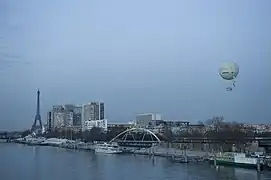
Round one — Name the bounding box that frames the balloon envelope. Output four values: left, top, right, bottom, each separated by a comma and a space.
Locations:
219, 62, 239, 80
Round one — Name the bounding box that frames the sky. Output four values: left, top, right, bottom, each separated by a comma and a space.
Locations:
1, 0, 271, 131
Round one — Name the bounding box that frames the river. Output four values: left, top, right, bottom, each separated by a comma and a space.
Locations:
1, 143, 271, 180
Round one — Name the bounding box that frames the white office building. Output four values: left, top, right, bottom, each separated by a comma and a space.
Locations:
84, 119, 108, 131
82, 101, 106, 131
135, 113, 162, 128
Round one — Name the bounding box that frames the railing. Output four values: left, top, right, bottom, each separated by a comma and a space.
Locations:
117, 141, 158, 148
116, 140, 160, 143
172, 137, 271, 141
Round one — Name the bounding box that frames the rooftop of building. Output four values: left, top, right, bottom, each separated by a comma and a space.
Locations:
136, 113, 160, 116
108, 121, 134, 125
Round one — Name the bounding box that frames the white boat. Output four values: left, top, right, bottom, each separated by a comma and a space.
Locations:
95, 143, 122, 154
209, 152, 263, 169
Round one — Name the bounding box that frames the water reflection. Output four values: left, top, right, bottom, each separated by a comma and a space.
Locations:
32, 147, 41, 180
89, 152, 105, 180
160, 158, 268, 180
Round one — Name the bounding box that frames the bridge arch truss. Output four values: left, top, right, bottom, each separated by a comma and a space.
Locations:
109, 127, 162, 144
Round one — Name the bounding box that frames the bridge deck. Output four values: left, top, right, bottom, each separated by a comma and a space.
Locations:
117, 141, 160, 148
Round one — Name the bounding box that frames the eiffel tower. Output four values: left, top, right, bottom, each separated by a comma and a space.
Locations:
31, 89, 43, 133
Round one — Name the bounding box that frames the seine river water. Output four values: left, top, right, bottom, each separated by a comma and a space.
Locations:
1, 143, 271, 180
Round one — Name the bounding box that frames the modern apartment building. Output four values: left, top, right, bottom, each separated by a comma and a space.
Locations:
64, 104, 75, 127
52, 105, 65, 129
99, 102, 105, 120
46, 111, 52, 131
73, 106, 82, 127
82, 101, 106, 131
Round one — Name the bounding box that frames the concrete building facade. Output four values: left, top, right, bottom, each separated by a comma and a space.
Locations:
46, 111, 52, 131
51, 105, 65, 129
64, 104, 75, 127
73, 106, 82, 127
135, 113, 162, 128
82, 101, 106, 131
66, 111, 73, 127
85, 119, 108, 131
99, 102, 105, 120
54, 111, 65, 129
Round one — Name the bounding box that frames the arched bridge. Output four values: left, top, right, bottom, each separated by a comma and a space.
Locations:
110, 128, 164, 148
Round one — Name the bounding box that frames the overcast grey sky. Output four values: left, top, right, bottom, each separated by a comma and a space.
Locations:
1, 0, 271, 130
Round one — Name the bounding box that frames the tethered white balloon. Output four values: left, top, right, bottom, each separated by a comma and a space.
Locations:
218, 62, 239, 91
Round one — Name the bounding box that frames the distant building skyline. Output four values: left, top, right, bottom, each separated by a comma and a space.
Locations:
46, 101, 106, 131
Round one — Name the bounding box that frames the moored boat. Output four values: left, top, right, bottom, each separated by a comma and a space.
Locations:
209, 152, 263, 169
95, 143, 122, 154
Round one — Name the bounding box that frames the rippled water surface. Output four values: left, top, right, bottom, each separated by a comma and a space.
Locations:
1, 143, 271, 180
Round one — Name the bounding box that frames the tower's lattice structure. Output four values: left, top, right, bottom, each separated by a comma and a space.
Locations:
31, 89, 43, 133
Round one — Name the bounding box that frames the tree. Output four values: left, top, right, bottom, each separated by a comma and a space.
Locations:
197, 121, 204, 126
105, 126, 129, 141
163, 124, 173, 142
83, 127, 104, 142
21, 130, 31, 137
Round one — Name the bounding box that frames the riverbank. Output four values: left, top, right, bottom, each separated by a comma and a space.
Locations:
0, 139, 7, 143
11, 137, 208, 159
4, 137, 271, 171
